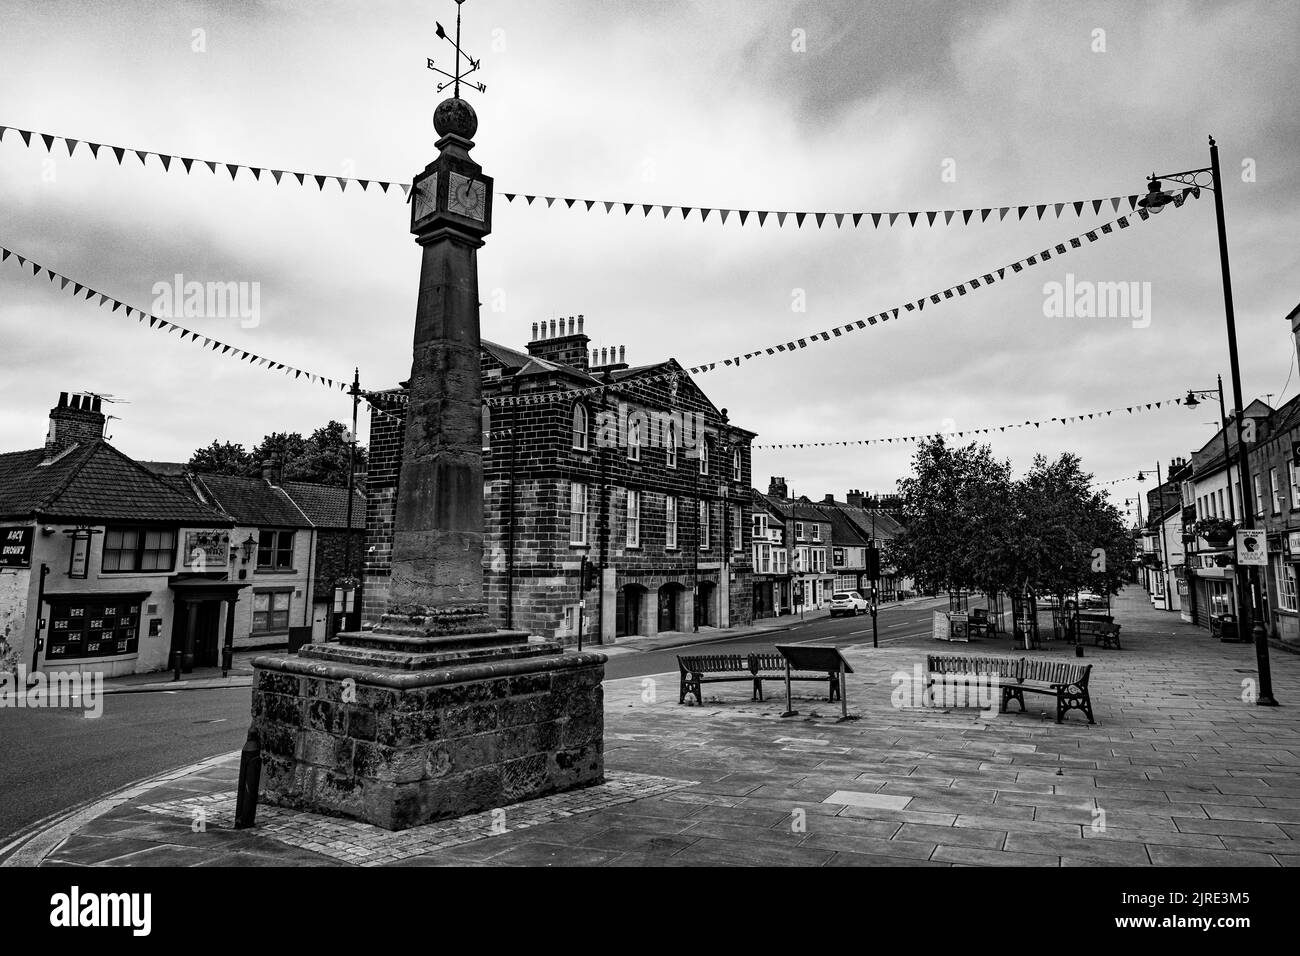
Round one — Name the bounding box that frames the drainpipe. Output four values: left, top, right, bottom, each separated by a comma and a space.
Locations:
597, 393, 610, 644
29, 563, 50, 679
506, 376, 521, 629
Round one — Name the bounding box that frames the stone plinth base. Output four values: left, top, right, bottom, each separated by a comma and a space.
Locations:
250, 626, 605, 831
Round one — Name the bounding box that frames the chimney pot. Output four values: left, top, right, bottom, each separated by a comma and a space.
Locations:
550, 319, 557, 339
531, 321, 538, 340
577, 314, 584, 333
58, 392, 68, 408
568, 316, 575, 335
619, 345, 625, 364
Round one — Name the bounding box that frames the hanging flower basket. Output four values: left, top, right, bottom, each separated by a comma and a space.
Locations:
1193, 518, 1235, 547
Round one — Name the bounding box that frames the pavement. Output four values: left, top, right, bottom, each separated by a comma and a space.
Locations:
7, 584, 1300, 867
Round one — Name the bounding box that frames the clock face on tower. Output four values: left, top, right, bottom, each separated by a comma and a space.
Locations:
447, 172, 487, 222
412, 177, 437, 227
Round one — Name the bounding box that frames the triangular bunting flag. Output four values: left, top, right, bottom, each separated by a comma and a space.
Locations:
158, 154, 171, 171
112, 146, 125, 164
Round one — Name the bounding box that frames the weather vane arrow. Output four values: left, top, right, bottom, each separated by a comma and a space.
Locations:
426, 0, 487, 97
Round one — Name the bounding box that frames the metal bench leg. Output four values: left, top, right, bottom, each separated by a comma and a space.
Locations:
1083, 693, 1095, 724
753, 678, 764, 702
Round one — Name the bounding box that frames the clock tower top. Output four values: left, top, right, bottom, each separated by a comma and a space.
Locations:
434, 96, 478, 140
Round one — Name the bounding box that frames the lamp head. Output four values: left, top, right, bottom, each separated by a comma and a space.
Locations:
1138, 179, 1173, 211
1184, 390, 1200, 408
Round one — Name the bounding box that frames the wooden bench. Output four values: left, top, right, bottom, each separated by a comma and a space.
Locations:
677, 652, 841, 705
677, 654, 753, 704
748, 652, 841, 704
1075, 614, 1121, 649
926, 654, 1095, 724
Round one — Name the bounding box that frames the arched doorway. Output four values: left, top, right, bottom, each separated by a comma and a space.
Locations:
695, 581, 715, 628
619, 584, 647, 638
659, 584, 685, 632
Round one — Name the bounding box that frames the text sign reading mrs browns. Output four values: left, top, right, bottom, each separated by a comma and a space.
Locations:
0, 526, 33, 568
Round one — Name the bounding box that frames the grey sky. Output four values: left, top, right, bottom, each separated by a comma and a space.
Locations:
1, 0, 1297, 517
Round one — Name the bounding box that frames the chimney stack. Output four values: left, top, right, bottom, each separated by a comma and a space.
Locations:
525, 312, 593, 371
768, 476, 788, 499
846, 489, 864, 508
261, 459, 283, 486
43, 391, 106, 460
823, 494, 835, 504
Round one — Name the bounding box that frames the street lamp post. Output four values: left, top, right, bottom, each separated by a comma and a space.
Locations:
1143, 136, 1277, 705
1184, 377, 1236, 521
1138, 464, 1171, 612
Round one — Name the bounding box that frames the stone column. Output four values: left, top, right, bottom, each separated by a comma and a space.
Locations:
250, 96, 606, 831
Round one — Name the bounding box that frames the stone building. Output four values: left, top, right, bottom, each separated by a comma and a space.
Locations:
363, 316, 756, 644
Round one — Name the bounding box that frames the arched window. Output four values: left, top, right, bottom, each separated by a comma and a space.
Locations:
666, 422, 677, 469
481, 407, 491, 452
628, 418, 642, 461
732, 448, 742, 482
700, 438, 710, 476
572, 404, 588, 451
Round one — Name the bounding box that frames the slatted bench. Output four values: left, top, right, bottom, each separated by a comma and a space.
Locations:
748, 652, 841, 704
926, 654, 1095, 724
677, 654, 753, 704
1075, 614, 1121, 649
677, 652, 842, 705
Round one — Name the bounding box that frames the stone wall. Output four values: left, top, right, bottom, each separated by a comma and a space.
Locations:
252, 652, 605, 830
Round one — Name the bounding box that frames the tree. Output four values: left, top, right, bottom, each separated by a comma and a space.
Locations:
187, 440, 254, 476
888, 437, 1013, 605
189, 422, 366, 487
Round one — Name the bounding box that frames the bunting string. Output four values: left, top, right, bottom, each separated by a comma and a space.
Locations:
2, 124, 1161, 229
480, 195, 1195, 407
0, 244, 348, 393
751, 396, 1189, 450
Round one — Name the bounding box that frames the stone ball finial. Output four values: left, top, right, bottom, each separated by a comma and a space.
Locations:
434, 97, 478, 139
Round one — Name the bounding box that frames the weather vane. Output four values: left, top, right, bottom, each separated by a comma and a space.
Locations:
427, 0, 486, 98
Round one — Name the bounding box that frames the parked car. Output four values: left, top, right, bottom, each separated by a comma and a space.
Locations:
829, 591, 869, 617
1077, 591, 1107, 609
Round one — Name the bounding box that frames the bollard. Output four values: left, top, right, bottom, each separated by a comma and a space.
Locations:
171, 650, 182, 682
221, 645, 233, 678
233, 727, 262, 830
1075, 641, 1085, 658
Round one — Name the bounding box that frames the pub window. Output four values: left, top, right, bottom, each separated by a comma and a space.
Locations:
733, 448, 742, 482
666, 422, 677, 469
252, 590, 292, 633
45, 598, 141, 660
699, 439, 709, 476
732, 504, 743, 552
665, 496, 678, 549
257, 529, 295, 570
102, 526, 176, 573
699, 500, 711, 551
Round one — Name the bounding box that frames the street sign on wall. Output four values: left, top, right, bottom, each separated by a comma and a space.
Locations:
0, 526, 33, 568
1236, 529, 1267, 566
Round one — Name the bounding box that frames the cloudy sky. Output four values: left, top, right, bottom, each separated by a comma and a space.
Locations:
2, 0, 1297, 520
